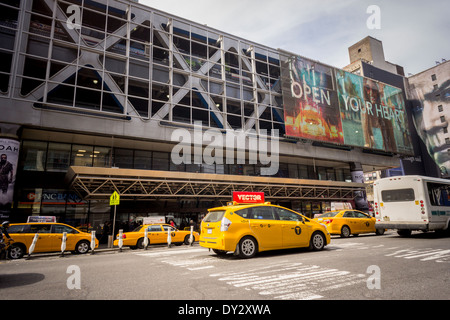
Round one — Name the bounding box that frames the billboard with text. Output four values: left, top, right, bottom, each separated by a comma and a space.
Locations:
280, 52, 413, 155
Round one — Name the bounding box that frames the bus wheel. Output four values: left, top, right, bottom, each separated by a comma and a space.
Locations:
397, 229, 411, 237
340, 226, 351, 238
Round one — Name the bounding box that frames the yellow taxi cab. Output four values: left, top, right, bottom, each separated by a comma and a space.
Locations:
313, 210, 385, 238
113, 223, 199, 248
6, 222, 98, 259
199, 199, 330, 258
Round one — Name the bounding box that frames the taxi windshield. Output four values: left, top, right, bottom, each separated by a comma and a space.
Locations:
204, 210, 225, 222
319, 211, 340, 218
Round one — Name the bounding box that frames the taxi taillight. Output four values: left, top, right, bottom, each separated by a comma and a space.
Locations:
324, 219, 333, 224
220, 217, 232, 231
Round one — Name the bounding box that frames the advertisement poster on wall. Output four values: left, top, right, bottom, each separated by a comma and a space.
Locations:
0, 138, 20, 217
280, 51, 414, 155
281, 55, 344, 144
407, 62, 450, 178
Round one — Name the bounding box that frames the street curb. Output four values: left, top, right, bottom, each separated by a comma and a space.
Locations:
21, 246, 131, 259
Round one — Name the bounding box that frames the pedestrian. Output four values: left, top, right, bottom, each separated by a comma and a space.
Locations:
189, 219, 197, 232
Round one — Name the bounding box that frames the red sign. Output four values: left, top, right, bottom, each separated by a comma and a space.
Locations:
233, 192, 265, 204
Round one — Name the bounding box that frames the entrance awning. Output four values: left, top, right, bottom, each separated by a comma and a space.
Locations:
65, 166, 366, 202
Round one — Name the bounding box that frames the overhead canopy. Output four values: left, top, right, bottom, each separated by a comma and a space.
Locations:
65, 166, 366, 202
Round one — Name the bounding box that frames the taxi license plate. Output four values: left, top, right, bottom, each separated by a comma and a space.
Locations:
207, 228, 212, 234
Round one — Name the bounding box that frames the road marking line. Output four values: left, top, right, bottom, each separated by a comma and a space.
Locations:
187, 266, 214, 271
135, 248, 205, 257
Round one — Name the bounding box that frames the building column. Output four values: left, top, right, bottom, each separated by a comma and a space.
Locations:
350, 162, 369, 211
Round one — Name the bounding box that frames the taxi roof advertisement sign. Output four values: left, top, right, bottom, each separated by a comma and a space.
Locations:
279, 51, 414, 155
233, 192, 265, 204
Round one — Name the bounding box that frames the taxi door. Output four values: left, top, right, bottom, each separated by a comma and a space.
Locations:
163, 225, 179, 242
28, 224, 53, 252
274, 207, 311, 247
342, 211, 360, 233
354, 211, 375, 234
147, 224, 165, 243
248, 206, 282, 250
51, 224, 78, 251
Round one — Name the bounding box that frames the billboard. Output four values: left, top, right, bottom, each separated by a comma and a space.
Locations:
0, 138, 20, 216
407, 62, 450, 178
280, 53, 413, 155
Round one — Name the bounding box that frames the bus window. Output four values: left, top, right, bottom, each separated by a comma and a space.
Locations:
381, 188, 415, 202
427, 183, 450, 206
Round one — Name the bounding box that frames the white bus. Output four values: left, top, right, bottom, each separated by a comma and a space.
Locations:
373, 175, 450, 236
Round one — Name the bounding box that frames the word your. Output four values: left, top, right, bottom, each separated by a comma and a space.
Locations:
341, 95, 405, 122
366, 5, 381, 30
66, 265, 81, 290
171, 122, 279, 176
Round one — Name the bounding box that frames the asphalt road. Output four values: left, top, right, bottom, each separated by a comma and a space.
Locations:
1, 231, 449, 303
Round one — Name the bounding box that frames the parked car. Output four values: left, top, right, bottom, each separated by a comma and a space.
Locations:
113, 223, 199, 248
6, 222, 98, 259
313, 210, 385, 237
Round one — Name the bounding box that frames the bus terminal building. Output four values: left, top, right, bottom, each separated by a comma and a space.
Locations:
0, 0, 420, 229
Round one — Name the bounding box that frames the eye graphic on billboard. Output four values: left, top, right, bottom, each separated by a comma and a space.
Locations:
407, 63, 450, 177
280, 51, 413, 155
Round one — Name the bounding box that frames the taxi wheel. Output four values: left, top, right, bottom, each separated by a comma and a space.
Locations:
309, 232, 325, 251
75, 240, 90, 254
238, 236, 257, 259
8, 243, 25, 259
183, 235, 192, 245
340, 226, 351, 238
137, 238, 149, 249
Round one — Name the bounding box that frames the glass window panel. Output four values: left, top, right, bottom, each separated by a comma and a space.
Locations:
93, 147, 112, 168
114, 148, 133, 169
46, 143, 71, 172
152, 152, 169, 171
288, 164, 299, 179
134, 150, 152, 169
173, 105, 191, 124
71, 145, 93, 167
298, 165, 309, 179
21, 141, 47, 171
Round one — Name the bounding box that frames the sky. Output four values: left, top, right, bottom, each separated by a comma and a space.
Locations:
139, 0, 450, 76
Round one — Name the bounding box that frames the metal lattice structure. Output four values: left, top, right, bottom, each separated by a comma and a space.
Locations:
66, 166, 366, 202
